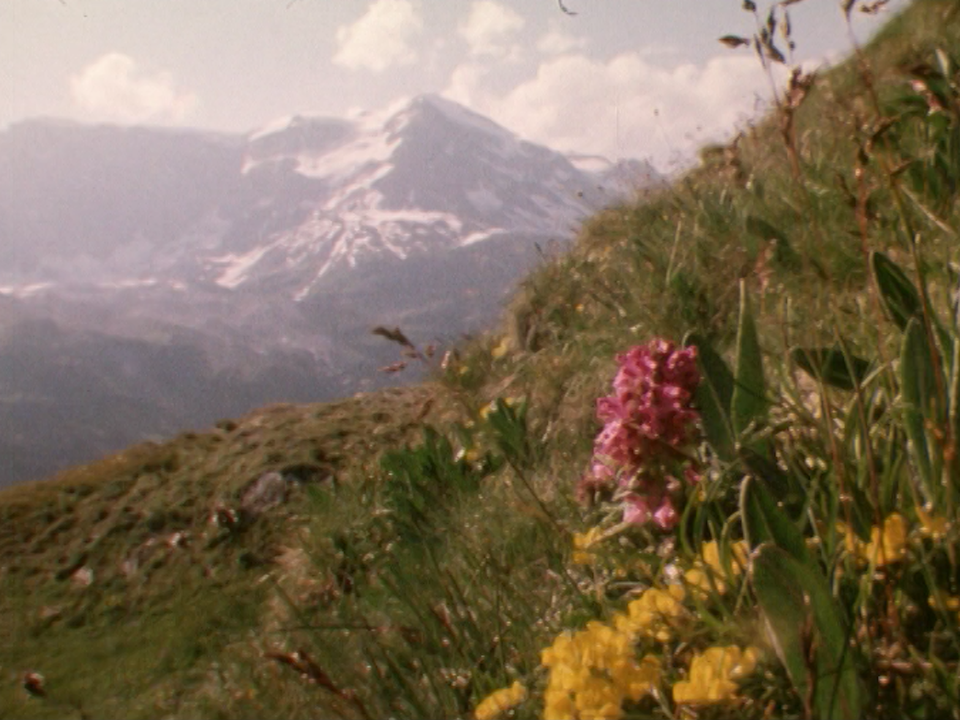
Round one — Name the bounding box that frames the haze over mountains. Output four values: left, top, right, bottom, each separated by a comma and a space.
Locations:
0, 93, 661, 487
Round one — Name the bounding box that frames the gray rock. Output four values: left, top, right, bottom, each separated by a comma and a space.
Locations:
240, 471, 290, 517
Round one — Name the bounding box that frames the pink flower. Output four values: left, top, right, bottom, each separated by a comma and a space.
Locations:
653, 498, 679, 530
623, 493, 653, 525
583, 339, 701, 530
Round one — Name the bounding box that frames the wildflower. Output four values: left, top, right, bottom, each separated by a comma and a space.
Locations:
572, 527, 604, 565
480, 396, 522, 420
491, 336, 510, 360
474, 680, 527, 720
541, 621, 661, 720
839, 513, 908, 567
455, 446, 482, 464
673, 645, 761, 705
613, 584, 687, 643
584, 339, 701, 530
684, 540, 750, 596
917, 505, 949, 541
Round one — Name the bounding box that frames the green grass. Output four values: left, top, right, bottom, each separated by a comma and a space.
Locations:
0, 385, 463, 718
6, 1, 960, 717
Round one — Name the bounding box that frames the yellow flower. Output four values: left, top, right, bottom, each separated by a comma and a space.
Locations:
479, 396, 522, 419
572, 528, 604, 565
541, 620, 661, 720
474, 680, 527, 720
684, 540, 749, 596
614, 584, 686, 642
839, 514, 908, 567
455, 446, 482, 464
917, 505, 949, 540
673, 645, 761, 705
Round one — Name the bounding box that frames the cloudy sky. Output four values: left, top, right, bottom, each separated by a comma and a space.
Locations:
3, 0, 906, 171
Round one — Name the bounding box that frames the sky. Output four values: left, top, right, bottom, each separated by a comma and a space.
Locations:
3, 0, 908, 172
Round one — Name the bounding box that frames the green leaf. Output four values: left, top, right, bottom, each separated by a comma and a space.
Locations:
740, 475, 809, 563
751, 545, 865, 720
840, 479, 875, 543
750, 545, 810, 694
872, 251, 922, 331
684, 332, 736, 461
901, 318, 940, 500
739, 447, 797, 505
483, 398, 537, 470
791, 346, 873, 391
732, 281, 767, 435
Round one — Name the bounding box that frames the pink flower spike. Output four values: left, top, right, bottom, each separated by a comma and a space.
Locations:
653, 498, 679, 530
582, 338, 702, 528
623, 494, 653, 525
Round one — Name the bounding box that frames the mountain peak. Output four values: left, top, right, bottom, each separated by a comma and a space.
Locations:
387, 94, 516, 143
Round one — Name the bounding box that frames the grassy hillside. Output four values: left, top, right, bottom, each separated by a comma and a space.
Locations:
5, 1, 960, 717
0, 386, 463, 718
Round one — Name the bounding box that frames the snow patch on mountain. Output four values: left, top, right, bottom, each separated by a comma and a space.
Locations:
0, 282, 55, 299
213, 244, 277, 289
2, 93, 663, 302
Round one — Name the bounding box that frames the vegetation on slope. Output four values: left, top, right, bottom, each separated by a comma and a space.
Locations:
4, 0, 960, 718
0, 386, 461, 718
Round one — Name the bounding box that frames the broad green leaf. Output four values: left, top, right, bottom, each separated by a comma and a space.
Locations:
901, 318, 941, 500
740, 475, 809, 563
751, 545, 865, 720
750, 544, 809, 694
790, 346, 873, 391
684, 331, 736, 461
732, 281, 767, 436
872, 251, 922, 331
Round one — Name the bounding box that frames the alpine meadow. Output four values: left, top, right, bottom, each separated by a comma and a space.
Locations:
4, 1, 960, 718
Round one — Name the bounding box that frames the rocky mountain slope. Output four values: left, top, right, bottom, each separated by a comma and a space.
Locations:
0, 95, 660, 486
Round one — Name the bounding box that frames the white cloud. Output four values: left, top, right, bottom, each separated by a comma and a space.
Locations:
333, 0, 423, 73
536, 24, 587, 56
458, 1, 525, 59
70, 53, 197, 124
445, 51, 788, 171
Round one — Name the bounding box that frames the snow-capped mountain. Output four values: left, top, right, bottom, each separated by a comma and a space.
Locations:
0, 94, 662, 486
1, 94, 657, 296
227, 95, 608, 298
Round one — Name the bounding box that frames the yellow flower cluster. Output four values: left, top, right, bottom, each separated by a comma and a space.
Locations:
613, 585, 687, 643
541, 620, 662, 720
571, 528, 604, 566
683, 540, 750, 596
917, 505, 950, 540
838, 513, 908, 567
673, 645, 761, 705
473, 680, 527, 720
